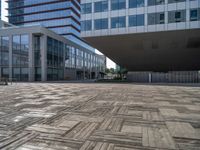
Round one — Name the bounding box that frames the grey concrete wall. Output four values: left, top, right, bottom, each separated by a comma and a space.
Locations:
127, 71, 200, 83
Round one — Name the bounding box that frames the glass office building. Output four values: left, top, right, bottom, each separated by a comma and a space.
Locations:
0, 24, 106, 81
8, 0, 80, 37
5, 0, 106, 81
7, 0, 95, 52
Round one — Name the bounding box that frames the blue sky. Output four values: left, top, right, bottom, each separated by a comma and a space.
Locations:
1, 0, 115, 68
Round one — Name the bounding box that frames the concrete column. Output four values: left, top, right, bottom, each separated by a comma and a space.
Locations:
75, 48, 77, 80
83, 52, 85, 80
28, 33, 34, 81
41, 35, 47, 81
95, 56, 98, 79
0, 66, 1, 78
9, 35, 12, 81
148, 72, 152, 83
63, 44, 65, 80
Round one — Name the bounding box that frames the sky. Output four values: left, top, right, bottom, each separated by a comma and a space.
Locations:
95, 50, 116, 69
1, 0, 116, 69
1, 0, 8, 21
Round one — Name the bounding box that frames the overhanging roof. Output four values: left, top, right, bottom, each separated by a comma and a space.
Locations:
83, 29, 200, 71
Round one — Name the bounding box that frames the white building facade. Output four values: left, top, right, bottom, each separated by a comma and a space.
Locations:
81, 0, 200, 37
80, 0, 200, 82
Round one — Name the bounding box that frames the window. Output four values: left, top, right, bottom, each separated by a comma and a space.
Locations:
1, 68, 9, 78
12, 35, 29, 67
148, 12, 164, 25
168, 0, 185, 4
21, 35, 29, 53
81, 20, 92, 31
168, 10, 186, 23
160, 13, 165, 23
94, 18, 108, 30
1, 52, 9, 66
129, 14, 144, 26
129, 0, 144, 8
81, 3, 92, 14
175, 12, 181, 22
111, 0, 126, 10
148, 0, 164, 6
1, 37, 9, 51
94, 1, 108, 12
12, 35, 20, 52
47, 37, 64, 80
190, 9, 198, 21
111, 16, 126, 28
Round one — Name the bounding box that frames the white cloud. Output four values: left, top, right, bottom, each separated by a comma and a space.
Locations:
1, 0, 8, 22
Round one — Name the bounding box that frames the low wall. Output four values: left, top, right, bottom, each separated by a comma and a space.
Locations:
127, 71, 200, 83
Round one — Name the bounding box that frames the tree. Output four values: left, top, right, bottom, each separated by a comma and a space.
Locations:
105, 68, 115, 74
117, 67, 127, 80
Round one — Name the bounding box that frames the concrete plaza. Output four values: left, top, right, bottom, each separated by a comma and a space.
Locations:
0, 83, 200, 150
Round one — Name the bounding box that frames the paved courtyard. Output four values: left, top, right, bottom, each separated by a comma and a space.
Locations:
0, 83, 200, 150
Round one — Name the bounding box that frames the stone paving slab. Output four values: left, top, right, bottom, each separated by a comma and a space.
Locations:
0, 83, 200, 150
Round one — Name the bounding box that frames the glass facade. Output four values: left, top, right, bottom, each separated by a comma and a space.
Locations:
81, 0, 200, 31
111, 16, 126, 28
129, 14, 144, 26
94, 18, 108, 30
0, 36, 9, 78
7, 0, 102, 79
47, 37, 64, 81
81, 3, 92, 14
168, 0, 186, 4
33, 35, 41, 81
148, 12, 165, 25
129, 0, 144, 8
8, 0, 81, 38
81, 20, 92, 31
190, 8, 200, 21
111, 0, 126, 10
94, 1, 108, 12
0, 26, 105, 81
65, 45, 106, 78
12, 35, 29, 81
148, 0, 165, 6
168, 10, 186, 23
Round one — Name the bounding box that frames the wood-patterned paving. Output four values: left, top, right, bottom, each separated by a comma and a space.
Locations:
0, 83, 200, 150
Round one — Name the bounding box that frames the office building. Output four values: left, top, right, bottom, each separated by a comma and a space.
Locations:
5, 0, 106, 81
0, 22, 106, 81
7, 0, 96, 52
81, 0, 200, 82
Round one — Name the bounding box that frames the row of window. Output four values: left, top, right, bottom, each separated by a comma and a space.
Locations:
47, 37, 65, 68
0, 67, 29, 81
12, 35, 29, 68
81, 9, 200, 31
65, 45, 105, 70
9, 2, 80, 17
81, 0, 196, 14
9, 9, 80, 24
0, 34, 105, 81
